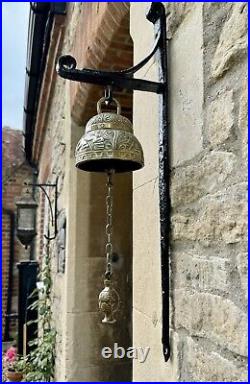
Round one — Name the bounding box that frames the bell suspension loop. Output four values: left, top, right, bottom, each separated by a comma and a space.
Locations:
104, 86, 113, 106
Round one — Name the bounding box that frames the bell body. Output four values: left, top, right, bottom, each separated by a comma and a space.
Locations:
98, 279, 119, 324
75, 98, 144, 173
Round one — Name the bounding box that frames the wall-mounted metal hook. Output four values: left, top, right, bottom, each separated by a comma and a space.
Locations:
56, 16, 165, 94
25, 179, 58, 241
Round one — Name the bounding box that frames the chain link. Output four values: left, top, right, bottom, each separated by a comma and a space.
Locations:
105, 170, 114, 279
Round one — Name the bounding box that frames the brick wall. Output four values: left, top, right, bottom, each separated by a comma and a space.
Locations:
2, 213, 11, 338
2, 127, 33, 340
65, 2, 133, 125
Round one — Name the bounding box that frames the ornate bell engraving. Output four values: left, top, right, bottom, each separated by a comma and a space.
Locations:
99, 279, 119, 324
75, 97, 144, 173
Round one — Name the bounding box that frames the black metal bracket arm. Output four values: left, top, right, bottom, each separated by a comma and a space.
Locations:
25, 180, 58, 241
56, 5, 166, 94
56, 2, 170, 363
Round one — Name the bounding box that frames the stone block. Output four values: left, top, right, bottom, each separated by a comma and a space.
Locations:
65, 257, 105, 313
206, 90, 234, 146
175, 290, 247, 356
65, 362, 132, 382
172, 252, 230, 293
133, 179, 161, 318
184, 337, 248, 382
130, 3, 156, 78
133, 308, 179, 382
237, 252, 248, 301
172, 183, 247, 245
169, 4, 203, 166
131, 13, 159, 187
212, 3, 247, 78
165, 2, 195, 38
239, 77, 248, 166
171, 150, 237, 207
133, 86, 159, 189
64, 312, 132, 370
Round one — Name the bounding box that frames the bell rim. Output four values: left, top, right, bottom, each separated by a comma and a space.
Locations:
75, 157, 144, 173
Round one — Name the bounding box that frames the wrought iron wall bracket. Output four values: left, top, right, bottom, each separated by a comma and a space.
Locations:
56, 2, 170, 363
25, 180, 58, 241
56, 5, 166, 94
57, 56, 165, 94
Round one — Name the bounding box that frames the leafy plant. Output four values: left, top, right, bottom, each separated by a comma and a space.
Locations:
2, 347, 28, 382
3, 346, 26, 373
24, 242, 57, 382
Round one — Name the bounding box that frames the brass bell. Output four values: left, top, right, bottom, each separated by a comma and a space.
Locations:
75, 97, 144, 172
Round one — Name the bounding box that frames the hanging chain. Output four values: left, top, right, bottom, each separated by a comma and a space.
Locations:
98, 169, 120, 324
105, 170, 114, 279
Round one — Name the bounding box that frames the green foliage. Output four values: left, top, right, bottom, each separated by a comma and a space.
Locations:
24, 243, 56, 382
2, 352, 28, 381
11, 355, 28, 373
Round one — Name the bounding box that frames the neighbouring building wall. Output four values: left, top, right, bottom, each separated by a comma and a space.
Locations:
2, 128, 33, 341
132, 2, 247, 382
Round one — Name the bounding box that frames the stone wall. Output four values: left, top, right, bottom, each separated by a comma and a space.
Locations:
132, 2, 247, 382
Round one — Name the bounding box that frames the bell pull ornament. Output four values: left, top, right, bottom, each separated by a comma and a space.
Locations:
75, 90, 144, 323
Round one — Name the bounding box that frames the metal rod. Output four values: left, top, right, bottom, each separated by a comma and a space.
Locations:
26, 183, 57, 187
114, 30, 161, 76
147, 2, 171, 362
39, 185, 54, 227
56, 24, 162, 91
24, 181, 58, 241
56, 63, 164, 94
43, 179, 58, 241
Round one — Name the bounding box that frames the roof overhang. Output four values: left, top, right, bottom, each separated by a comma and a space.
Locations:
23, 2, 66, 165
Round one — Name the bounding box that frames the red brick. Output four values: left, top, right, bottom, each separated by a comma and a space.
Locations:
2, 127, 34, 339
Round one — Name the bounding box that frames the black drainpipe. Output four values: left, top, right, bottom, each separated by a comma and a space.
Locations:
3, 209, 15, 341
